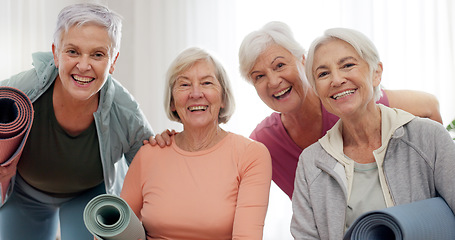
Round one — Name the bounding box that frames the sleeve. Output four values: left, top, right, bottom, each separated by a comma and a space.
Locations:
123, 108, 154, 165
232, 141, 272, 240
120, 146, 146, 219
376, 88, 389, 106
290, 155, 320, 240
431, 121, 455, 212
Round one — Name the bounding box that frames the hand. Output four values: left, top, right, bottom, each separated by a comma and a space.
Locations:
143, 129, 176, 147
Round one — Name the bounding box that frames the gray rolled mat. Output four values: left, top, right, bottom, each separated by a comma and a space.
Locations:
344, 197, 455, 240
84, 194, 146, 240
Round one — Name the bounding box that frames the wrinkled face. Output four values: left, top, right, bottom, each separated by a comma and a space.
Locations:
312, 39, 381, 117
52, 24, 118, 102
249, 44, 306, 114
171, 60, 224, 129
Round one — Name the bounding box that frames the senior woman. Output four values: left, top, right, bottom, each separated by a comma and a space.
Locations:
237, 21, 443, 200
290, 28, 455, 239
0, 3, 154, 240
120, 47, 272, 239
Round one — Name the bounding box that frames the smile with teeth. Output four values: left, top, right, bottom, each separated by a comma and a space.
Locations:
332, 89, 355, 100
273, 86, 292, 98
73, 75, 95, 85
188, 105, 208, 112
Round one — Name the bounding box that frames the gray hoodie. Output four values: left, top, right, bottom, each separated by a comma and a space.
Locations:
291, 105, 455, 240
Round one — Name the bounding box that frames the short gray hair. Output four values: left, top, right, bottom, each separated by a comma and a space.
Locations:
53, 3, 123, 59
305, 28, 383, 101
239, 21, 306, 83
164, 47, 235, 124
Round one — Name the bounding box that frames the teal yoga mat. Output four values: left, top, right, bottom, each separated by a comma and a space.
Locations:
344, 197, 455, 240
84, 194, 146, 240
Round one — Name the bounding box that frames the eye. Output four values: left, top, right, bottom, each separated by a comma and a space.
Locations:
273, 62, 285, 71
66, 49, 78, 55
254, 74, 264, 81
317, 71, 329, 79
92, 52, 106, 59
343, 63, 355, 69
202, 81, 212, 85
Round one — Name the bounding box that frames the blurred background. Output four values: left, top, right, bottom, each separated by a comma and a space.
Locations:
1, 0, 454, 239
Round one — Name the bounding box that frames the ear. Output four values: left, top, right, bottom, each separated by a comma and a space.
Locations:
170, 100, 176, 112
372, 62, 383, 87
109, 52, 120, 74
52, 44, 59, 68
301, 54, 306, 66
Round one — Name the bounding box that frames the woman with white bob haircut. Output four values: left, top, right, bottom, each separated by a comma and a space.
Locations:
121, 47, 272, 239
291, 27, 455, 239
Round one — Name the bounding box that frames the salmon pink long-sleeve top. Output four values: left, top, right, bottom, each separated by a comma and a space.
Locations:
120, 132, 272, 240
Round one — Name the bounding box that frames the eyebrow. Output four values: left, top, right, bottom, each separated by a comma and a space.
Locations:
314, 56, 358, 72
338, 56, 357, 65
250, 56, 285, 77
176, 75, 215, 81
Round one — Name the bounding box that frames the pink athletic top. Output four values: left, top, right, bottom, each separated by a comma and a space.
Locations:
250, 90, 389, 199
121, 132, 272, 240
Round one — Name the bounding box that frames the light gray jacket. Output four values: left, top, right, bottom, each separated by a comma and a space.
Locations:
0, 52, 154, 205
291, 106, 455, 240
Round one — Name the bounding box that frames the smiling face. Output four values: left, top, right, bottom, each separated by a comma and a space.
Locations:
171, 60, 224, 130
312, 39, 382, 118
249, 44, 306, 114
52, 24, 118, 103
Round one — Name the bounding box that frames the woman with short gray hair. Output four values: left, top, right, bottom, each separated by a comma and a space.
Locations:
0, 3, 154, 239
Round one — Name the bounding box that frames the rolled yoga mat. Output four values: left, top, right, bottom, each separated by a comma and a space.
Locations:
344, 197, 455, 240
0, 86, 34, 203
84, 194, 146, 240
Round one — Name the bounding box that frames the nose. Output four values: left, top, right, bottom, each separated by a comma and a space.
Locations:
330, 71, 346, 87
267, 72, 282, 88
189, 84, 204, 98
76, 56, 92, 71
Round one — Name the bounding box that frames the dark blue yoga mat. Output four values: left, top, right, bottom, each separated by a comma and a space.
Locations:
344, 197, 455, 240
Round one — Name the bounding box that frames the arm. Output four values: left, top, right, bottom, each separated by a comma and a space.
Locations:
291, 160, 320, 240
431, 121, 455, 212
385, 89, 443, 124
120, 147, 146, 219
233, 142, 272, 239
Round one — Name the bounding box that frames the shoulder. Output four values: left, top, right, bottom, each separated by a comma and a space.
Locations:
384, 89, 442, 123
393, 117, 451, 150
229, 132, 269, 152
2, 52, 56, 97
250, 112, 281, 137
405, 117, 446, 133
299, 141, 326, 163
102, 77, 151, 128
225, 133, 271, 166
109, 77, 140, 108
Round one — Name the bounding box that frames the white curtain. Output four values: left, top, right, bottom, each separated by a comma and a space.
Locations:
1, 0, 454, 239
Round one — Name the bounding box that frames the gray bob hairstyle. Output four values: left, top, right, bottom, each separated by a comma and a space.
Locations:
53, 3, 123, 59
239, 21, 306, 83
164, 47, 235, 124
305, 28, 383, 101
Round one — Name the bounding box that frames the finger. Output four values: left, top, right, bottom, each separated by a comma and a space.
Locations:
154, 134, 167, 148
